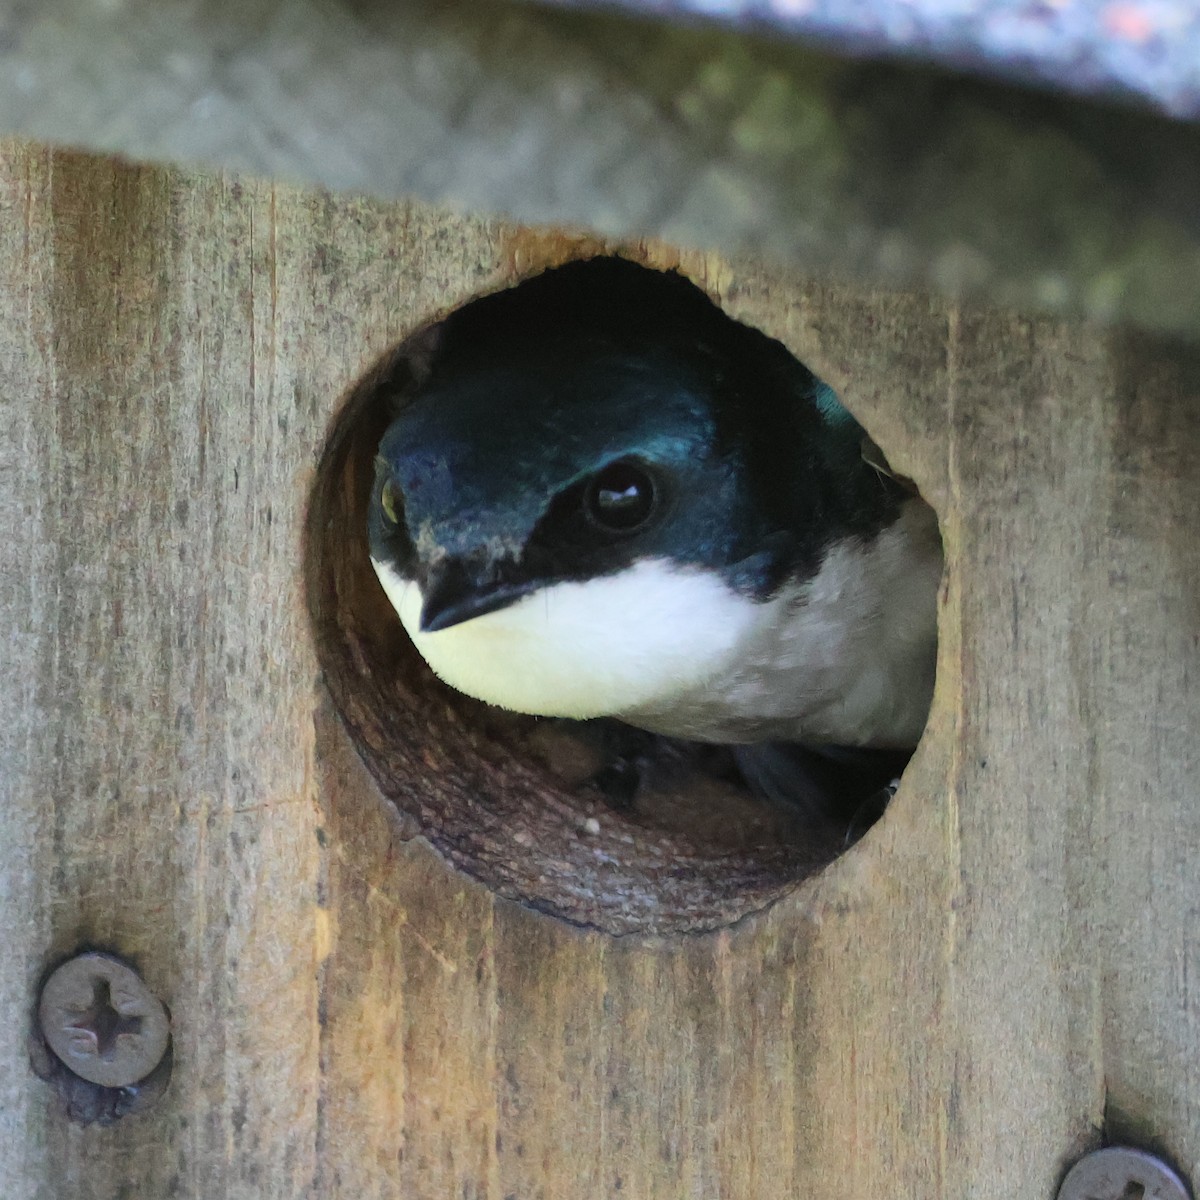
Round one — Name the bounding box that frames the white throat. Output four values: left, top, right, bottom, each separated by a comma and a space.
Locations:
371, 498, 942, 748
370, 555, 762, 722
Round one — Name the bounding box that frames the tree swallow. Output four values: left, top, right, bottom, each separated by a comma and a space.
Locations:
368, 258, 942, 819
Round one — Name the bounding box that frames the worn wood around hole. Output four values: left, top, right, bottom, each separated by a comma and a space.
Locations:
306, 289, 849, 936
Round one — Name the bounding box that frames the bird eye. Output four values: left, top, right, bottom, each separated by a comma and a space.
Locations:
380, 479, 403, 526
584, 460, 657, 533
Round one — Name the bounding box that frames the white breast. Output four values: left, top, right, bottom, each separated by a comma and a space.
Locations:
624, 499, 943, 747
372, 498, 942, 748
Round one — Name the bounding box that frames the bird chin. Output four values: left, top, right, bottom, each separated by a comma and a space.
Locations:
369, 555, 758, 722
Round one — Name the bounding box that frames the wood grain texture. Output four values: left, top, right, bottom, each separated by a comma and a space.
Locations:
1, 139, 1197, 1199
4, 1, 1200, 334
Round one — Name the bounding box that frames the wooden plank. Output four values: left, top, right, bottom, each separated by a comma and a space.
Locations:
3, 3, 1200, 334
1, 140, 1197, 1199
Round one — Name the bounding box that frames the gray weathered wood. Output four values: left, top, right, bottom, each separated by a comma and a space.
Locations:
1, 141, 1197, 1199
1, 2, 1199, 334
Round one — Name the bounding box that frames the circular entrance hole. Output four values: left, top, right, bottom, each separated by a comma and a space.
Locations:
306, 256, 934, 935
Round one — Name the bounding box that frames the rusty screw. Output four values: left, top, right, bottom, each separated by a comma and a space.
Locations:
37, 952, 170, 1089
1058, 1147, 1192, 1200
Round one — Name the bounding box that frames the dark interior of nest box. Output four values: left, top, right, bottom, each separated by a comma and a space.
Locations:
305, 257, 924, 936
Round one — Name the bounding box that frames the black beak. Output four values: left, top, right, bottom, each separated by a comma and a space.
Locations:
418, 560, 537, 632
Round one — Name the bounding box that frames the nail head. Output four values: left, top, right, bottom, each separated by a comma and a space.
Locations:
1058, 1147, 1191, 1200
38, 952, 170, 1089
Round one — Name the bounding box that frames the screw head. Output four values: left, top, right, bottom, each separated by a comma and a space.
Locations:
38, 953, 170, 1088
1058, 1147, 1192, 1200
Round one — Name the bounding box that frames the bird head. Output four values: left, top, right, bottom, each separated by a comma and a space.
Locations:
368, 258, 903, 721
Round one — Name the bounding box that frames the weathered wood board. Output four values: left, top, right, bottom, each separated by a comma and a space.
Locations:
4, 0, 1200, 336
1, 140, 1197, 1199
